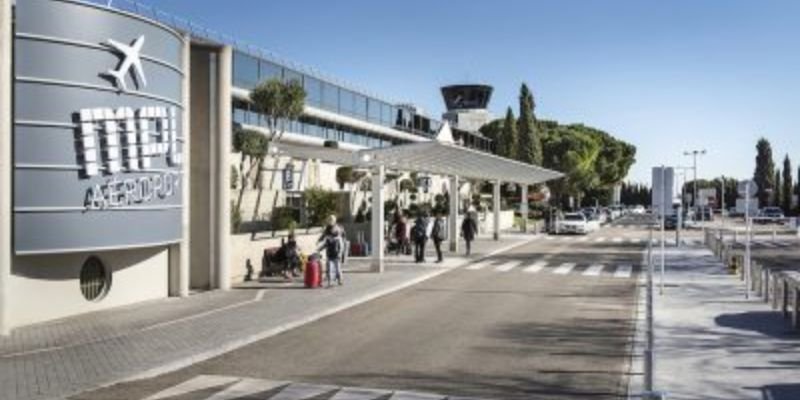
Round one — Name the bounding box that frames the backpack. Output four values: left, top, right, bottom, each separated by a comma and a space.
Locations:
432, 219, 445, 241
325, 235, 342, 258
413, 220, 427, 241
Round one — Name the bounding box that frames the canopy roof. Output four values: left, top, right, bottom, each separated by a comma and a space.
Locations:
271, 123, 563, 185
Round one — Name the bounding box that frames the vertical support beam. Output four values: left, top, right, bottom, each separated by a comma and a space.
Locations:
215, 45, 232, 290
0, 0, 12, 336
170, 34, 191, 297
520, 184, 529, 233
449, 176, 459, 252
371, 165, 385, 273
493, 180, 501, 241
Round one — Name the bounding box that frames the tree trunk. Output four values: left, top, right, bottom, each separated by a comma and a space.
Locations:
235, 153, 247, 216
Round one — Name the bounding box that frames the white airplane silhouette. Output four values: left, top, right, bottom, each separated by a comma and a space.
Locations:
105, 35, 147, 92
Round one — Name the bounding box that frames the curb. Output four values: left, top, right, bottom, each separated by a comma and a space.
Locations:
59, 235, 539, 400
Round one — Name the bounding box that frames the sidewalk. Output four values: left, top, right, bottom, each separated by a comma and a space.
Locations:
0, 234, 534, 400
628, 244, 800, 400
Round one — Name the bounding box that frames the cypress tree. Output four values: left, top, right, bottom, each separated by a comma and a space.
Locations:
517, 83, 542, 165
499, 107, 517, 159
782, 155, 793, 214
774, 169, 782, 207
753, 138, 775, 208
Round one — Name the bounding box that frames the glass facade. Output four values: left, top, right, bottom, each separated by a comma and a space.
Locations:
231, 50, 493, 153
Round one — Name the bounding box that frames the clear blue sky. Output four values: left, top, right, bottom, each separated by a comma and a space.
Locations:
147, 0, 800, 184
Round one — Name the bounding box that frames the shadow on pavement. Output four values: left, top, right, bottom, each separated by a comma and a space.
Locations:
759, 383, 800, 400
715, 311, 800, 339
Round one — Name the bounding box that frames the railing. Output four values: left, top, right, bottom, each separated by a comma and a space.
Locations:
703, 226, 800, 331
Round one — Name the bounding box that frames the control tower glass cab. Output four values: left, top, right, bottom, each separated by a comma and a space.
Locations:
441, 84, 494, 133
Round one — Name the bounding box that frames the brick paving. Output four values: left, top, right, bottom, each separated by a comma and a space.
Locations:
0, 234, 533, 400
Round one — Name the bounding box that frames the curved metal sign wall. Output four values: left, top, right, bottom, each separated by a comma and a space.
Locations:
13, 0, 185, 254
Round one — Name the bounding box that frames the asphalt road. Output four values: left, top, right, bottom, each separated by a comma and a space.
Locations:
75, 219, 649, 400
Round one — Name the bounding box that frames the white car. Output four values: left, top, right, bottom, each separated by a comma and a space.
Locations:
631, 205, 646, 215
555, 213, 598, 235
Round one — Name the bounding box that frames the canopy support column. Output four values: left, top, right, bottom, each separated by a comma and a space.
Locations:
371, 165, 385, 273
449, 176, 459, 252
215, 45, 232, 290
0, 0, 12, 335
520, 185, 529, 233
493, 180, 501, 241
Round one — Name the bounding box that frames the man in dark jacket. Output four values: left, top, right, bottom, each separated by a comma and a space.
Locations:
431, 212, 446, 263
461, 211, 478, 256
412, 212, 430, 263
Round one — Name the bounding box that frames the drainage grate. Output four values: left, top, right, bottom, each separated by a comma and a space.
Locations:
80, 256, 111, 301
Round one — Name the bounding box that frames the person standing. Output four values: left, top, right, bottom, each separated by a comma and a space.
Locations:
461, 211, 478, 256
394, 214, 408, 256
317, 215, 345, 287
412, 212, 430, 263
431, 212, 446, 263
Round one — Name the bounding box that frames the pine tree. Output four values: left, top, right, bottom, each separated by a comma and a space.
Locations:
782, 155, 793, 214
517, 83, 542, 165
498, 107, 517, 159
753, 138, 775, 208
774, 169, 782, 207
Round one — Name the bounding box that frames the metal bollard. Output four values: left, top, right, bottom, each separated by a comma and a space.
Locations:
772, 273, 780, 310
641, 391, 668, 400
782, 279, 790, 318
793, 288, 800, 330
763, 269, 770, 303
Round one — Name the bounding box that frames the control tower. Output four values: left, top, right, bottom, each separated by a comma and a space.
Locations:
441, 84, 494, 132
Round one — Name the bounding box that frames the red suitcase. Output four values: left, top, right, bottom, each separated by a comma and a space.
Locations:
305, 255, 321, 288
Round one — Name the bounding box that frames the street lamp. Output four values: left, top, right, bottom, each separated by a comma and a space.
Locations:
683, 149, 707, 214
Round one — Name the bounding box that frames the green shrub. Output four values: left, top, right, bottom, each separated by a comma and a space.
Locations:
304, 186, 338, 227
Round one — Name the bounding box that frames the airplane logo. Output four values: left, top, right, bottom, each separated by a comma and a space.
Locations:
104, 35, 147, 92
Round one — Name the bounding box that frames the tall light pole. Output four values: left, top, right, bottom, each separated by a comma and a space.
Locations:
683, 149, 707, 213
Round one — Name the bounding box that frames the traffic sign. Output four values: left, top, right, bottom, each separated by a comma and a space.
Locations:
737, 180, 758, 197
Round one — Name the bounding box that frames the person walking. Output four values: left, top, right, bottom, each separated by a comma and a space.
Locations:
412, 212, 430, 263
431, 212, 446, 263
317, 215, 345, 287
461, 211, 478, 256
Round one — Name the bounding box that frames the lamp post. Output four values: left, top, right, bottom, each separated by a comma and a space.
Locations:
683, 149, 706, 218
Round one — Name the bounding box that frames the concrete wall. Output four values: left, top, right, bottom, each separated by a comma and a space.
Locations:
9, 248, 168, 327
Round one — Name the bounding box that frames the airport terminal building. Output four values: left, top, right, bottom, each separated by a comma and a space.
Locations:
0, 0, 560, 333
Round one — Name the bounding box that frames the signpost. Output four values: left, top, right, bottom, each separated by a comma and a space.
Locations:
738, 180, 758, 299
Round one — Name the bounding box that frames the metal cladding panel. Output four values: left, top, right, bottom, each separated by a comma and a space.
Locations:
13, 0, 185, 254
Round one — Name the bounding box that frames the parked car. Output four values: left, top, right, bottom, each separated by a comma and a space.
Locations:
555, 213, 598, 235
663, 213, 695, 230
755, 207, 784, 224
631, 205, 646, 215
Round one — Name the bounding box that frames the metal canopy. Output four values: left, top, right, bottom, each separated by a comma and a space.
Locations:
271, 140, 563, 185
361, 141, 563, 185
270, 142, 362, 166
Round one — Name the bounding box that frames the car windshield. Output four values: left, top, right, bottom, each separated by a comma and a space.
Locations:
564, 214, 585, 221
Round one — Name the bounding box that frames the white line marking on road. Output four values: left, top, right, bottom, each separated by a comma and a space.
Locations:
553, 262, 576, 275
614, 264, 633, 278
466, 261, 492, 270
495, 261, 523, 272
523, 261, 547, 273
756, 241, 777, 248
583, 264, 605, 276
612, 237, 623, 243
545, 236, 556, 241
595, 237, 607, 243
577, 236, 589, 242
254, 289, 266, 301
628, 238, 642, 244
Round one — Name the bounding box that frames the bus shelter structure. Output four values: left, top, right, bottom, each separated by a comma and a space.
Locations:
271, 125, 563, 272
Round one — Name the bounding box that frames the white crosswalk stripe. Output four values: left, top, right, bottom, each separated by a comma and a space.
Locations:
465, 261, 492, 270
582, 264, 605, 276
614, 264, 633, 278
628, 238, 642, 244
577, 236, 589, 242
522, 261, 547, 273
494, 261, 523, 272
594, 237, 607, 243
612, 237, 623, 243
553, 262, 576, 275
143, 375, 473, 400
545, 236, 556, 241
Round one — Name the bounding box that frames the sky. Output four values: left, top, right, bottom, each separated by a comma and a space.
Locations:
145, 0, 800, 184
